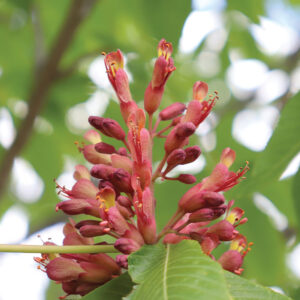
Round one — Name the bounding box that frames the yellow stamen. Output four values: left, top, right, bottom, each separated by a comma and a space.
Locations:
226, 212, 237, 224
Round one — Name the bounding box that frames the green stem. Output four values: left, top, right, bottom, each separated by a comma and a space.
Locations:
123, 139, 131, 153
0, 244, 118, 254
154, 123, 172, 137
148, 113, 153, 134
156, 209, 185, 241
152, 154, 167, 182
174, 220, 190, 232
152, 117, 160, 135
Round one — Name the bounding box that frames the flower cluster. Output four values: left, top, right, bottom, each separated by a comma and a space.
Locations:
35, 39, 251, 298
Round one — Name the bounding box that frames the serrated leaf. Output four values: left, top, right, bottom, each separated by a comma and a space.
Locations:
82, 272, 133, 300
126, 240, 289, 300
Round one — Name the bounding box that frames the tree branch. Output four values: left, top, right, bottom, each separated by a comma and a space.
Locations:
0, 0, 98, 201
32, 3, 46, 74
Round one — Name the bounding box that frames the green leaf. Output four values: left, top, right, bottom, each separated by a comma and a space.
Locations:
293, 167, 300, 226
225, 272, 290, 300
9, 0, 33, 11
252, 94, 300, 185
127, 240, 289, 300
232, 93, 300, 197
82, 272, 133, 300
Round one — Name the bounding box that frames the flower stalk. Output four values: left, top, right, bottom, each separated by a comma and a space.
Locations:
0, 244, 118, 253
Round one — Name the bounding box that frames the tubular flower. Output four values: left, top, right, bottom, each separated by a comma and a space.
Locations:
104, 50, 138, 122
35, 39, 251, 298
144, 39, 176, 115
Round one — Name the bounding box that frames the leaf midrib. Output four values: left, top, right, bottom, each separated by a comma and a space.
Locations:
163, 244, 170, 300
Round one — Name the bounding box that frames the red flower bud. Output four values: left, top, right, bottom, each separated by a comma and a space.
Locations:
46, 257, 84, 281
107, 206, 130, 236
62, 281, 98, 297
88, 116, 105, 132
177, 174, 197, 184
75, 219, 100, 229
73, 165, 90, 181
218, 250, 243, 273
101, 118, 126, 140
179, 190, 224, 213
208, 220, 236, 241
79, 261, 113, 284
171, 116, 182, 126
117, 195, 132, 207
79, 225, 107, 237
90, 165, 116, 181
84, 130, 101, 144
69, 179, 99, 199
176, 122, 196, 138
200, 233, 220, 255
189, 208, 215, 223
116, 202, 135, 219
166, 149, 186, 166
89, 117, 125, 141
110, 168, 133, 193
117, 147, 128, 156
83, 144, 111, 165
95, 142, 117, 154
202, 191, 225, 207
89, 253, 121, 275
111, 154, 133, 174
182, 146, 201, 164
189, 205, 226, 223
114, 238, 141, 254
116, 255, 128, 269
164, 122, 196, 154
159, 102, 186, 121
98, 180, 115, 190
56, 199, 100, 218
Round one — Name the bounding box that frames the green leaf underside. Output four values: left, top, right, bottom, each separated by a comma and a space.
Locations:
125, 241, 290, 300
81, 272, 133, 300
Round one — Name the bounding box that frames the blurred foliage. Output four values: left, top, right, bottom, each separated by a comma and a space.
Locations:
0, 0, 300, 299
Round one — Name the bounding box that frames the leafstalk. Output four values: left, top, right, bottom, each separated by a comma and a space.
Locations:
152, 154, 167, 182
156, 209, 185, 241
0, 244, 118, 254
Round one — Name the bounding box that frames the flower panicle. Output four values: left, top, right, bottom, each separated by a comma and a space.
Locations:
36, 39, 251, 298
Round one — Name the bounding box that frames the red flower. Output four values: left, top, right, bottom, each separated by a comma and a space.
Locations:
37, 39, 251, 298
